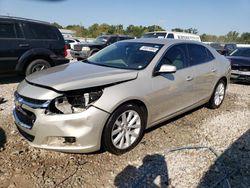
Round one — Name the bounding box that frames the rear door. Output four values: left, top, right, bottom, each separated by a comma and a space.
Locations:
0, 21, 25, 73
149, 44, 196, 124
22, 22, 63, 56
186, 44, 217, 103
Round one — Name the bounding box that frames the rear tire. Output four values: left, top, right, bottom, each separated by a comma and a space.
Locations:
207, 80, 226, 109
102, 103, 146, 155
25, 59, 51, 75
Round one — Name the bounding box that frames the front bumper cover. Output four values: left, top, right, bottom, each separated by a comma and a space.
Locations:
13, 100, 110, 153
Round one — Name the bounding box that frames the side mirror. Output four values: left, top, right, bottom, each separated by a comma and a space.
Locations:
155, 64, 176, 76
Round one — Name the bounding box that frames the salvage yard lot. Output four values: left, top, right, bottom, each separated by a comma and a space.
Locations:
0, 76, 249, 188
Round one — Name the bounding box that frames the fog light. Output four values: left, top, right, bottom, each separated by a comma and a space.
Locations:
46, 136, 76, 146
64, 137, 76, 144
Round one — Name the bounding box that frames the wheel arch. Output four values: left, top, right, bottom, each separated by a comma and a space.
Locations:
16, 49, 55, 73
100, 99, 148, 154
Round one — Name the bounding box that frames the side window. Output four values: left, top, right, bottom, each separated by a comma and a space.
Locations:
242, 49, 250, 57
0, 23, 16, 38
108, 37, 118, 44
187, 44, 213, 66
167, 34, 174, 39
25, 23, 58, 40
206, 48, 215, 61
158, 44, 187, 70
15, 23, 24, 38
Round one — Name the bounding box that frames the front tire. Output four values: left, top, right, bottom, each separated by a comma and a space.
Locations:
25, 59, 51, 75
207, 80, 226, 109
102, 104, 146, 155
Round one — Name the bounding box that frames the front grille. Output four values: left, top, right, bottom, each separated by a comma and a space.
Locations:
16, 126, 35, 142
14, 108, 36, 129
15, 92, 49, 107
231, 65, 250, 71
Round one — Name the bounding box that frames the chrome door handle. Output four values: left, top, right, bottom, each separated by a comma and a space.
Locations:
186, 76, 193, 81
19, 44, 30, 47
211, 68, 217, 72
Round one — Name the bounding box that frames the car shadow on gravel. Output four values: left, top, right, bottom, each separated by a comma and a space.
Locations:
198, 129, 250, 188
0, 75, 24, 84
0, 127, 6, 150
114, 154, 169, 187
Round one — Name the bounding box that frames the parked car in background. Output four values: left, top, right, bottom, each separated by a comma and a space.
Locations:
203, 42, 227, 55
224, 43, 237, 54
203, 42, 237, 56
142, 31, 201, 42
0, 16, 69, 75
64, 38, 80, 49
13, 39, 230, 155
226, 47, 250, 82
70, 35, 135, 60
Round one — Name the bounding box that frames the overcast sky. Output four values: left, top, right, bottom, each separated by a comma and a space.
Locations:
0, 0, 249, 35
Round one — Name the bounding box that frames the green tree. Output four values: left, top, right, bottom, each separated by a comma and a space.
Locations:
239, 32, 250, 44
172, 28, 184, 32
146, 25, 165, 32
225, 31, 239, 43
51, 22, 63, 29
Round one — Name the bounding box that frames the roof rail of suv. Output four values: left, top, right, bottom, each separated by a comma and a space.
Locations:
0, 15, 50, 25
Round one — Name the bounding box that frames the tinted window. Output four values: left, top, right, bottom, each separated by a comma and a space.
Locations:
0, 23, 16, 38
167, 34, 174, 38
15, 23, 24, 38
108, 37, 118, 44
188, 44, 213, 65
158, 44, 187, 70
25, 23, 58, 40
230, 48, 250, 57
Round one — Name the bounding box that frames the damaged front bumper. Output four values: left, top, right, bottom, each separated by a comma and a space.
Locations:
13, 83, 110, 153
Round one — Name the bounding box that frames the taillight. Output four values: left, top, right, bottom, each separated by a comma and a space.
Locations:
64, 45, 68, 57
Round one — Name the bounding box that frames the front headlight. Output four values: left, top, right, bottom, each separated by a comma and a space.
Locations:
46, 90, 103, 114
82, 46, 90, 51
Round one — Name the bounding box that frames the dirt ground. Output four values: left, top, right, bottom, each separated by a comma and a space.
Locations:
0, 76, 249, 188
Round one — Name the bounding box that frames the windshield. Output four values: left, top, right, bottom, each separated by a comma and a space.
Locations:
87, 42, 163, 70
230, 48, 250, 57
142, 33, 167, 39
94, 36, 109, 44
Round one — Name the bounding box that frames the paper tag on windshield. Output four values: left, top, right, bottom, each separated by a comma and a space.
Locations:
140, 46, 159, 53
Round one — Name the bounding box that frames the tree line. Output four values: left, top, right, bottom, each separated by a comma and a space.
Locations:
52, 22, 250, 44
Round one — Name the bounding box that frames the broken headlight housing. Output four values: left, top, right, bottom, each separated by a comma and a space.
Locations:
46, 90, 103, 114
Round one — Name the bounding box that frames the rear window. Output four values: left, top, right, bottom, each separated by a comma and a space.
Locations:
142, 33, 167, 39
25, 23, 58, 40
0, 23, 16, 38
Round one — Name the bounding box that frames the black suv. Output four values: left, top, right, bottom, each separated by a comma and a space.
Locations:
70, 35, 134, 60
0, 16, 69, 75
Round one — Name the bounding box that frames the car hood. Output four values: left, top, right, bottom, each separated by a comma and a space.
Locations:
74, 42, 103, 48
226, 56, 250, 66
26, 62, 138, 92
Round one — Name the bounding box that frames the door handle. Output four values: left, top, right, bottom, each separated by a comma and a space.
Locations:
19, 44, 30, 47
186, 76, 193, 81
211, 68, 217, 72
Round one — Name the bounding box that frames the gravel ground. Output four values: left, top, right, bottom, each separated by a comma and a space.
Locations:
0, 76, 249, 188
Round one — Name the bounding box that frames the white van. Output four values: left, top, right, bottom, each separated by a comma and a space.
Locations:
142, 31, 201, 42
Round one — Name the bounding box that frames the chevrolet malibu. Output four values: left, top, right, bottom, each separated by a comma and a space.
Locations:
13, 39, 231, 155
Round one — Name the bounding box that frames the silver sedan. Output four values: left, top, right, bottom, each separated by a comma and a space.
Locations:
13, 39, 231, 155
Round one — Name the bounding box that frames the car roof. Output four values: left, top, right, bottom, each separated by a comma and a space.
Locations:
120, 38, 204, 46
0, 15, 51, 26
